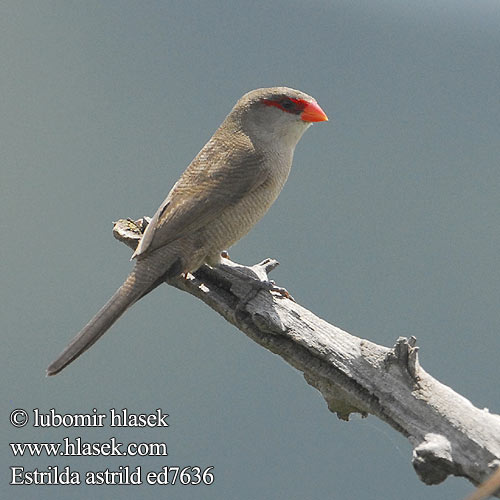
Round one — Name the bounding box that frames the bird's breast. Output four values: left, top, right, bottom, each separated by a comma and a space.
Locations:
202, 152, 292, 252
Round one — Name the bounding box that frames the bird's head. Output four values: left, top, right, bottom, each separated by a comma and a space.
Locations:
230, 87, 328, 151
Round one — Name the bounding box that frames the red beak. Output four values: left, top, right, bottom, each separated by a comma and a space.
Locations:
301, 101, 328, 122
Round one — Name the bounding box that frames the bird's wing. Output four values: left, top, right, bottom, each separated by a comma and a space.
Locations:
133, 135, 267, 258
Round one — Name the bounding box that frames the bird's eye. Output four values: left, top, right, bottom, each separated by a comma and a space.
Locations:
280, 99, 294, 110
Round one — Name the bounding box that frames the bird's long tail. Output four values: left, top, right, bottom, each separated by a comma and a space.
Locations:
46, 263, 165, 376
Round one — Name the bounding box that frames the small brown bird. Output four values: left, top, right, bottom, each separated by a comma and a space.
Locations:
47, 87, 328, 375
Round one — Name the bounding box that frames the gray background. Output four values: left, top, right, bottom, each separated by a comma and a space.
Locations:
2, 1, 499, 499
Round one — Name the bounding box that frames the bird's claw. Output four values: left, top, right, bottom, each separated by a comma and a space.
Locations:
263, 280, 295, 301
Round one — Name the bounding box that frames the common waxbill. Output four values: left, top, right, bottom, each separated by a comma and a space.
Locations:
47, 86, 328, 375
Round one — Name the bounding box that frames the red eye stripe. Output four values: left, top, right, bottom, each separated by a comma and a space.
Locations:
260, 97, 307, 114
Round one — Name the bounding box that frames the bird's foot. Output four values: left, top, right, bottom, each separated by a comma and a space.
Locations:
263, 280, 295, 301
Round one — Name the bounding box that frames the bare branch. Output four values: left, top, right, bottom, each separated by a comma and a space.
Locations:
114, 217, 500, 497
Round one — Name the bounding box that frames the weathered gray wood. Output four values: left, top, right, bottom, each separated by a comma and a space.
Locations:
114, 217, 500, 497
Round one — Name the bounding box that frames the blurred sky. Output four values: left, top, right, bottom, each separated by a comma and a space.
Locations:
2, 1, 499, 499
